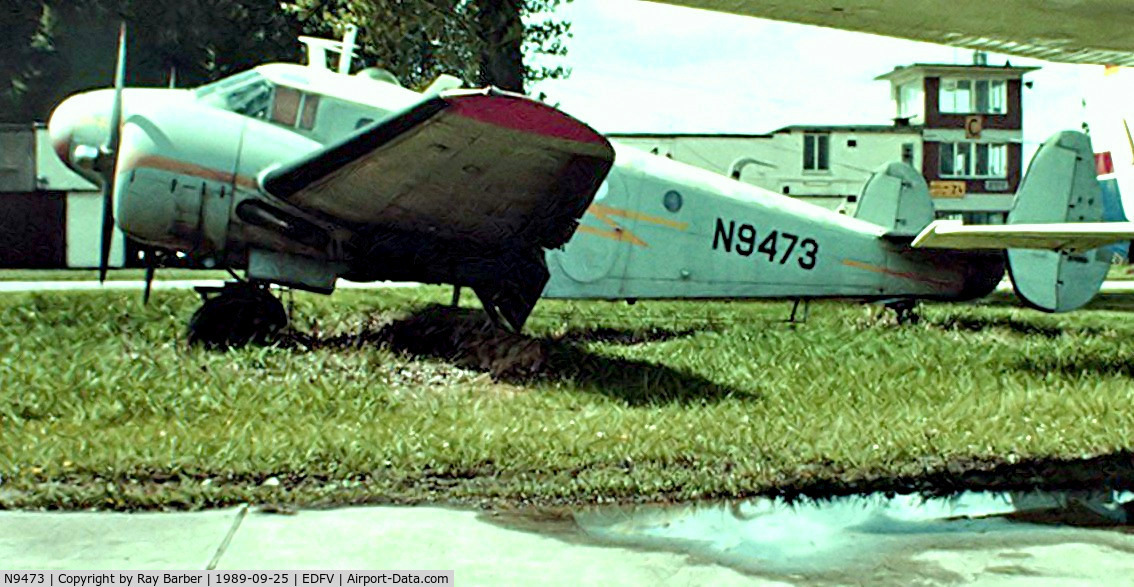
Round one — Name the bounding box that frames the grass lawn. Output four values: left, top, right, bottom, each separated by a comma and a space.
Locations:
1109, 264, 1134, 281
0, 269, 231, 282
2, 286, 1134, 511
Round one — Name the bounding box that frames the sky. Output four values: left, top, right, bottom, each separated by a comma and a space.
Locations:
530, 0, 1097, 159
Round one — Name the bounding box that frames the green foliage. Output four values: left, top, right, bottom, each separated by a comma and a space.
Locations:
283, 0, 573, 91
0, 0, 302, 122
2, 0, 573, 121
2, 285, 1134, 509
0, 4, 56, 122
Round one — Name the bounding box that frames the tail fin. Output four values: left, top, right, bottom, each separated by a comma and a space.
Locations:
1097, 163, 1130, 262
853, 162, 934, 237
1007, 131, 1111, 312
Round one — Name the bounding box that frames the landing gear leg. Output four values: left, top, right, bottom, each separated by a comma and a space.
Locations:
450, 285, 462, 308
472, 288, 504, 330
886, 299, 921, 326
789, 299, 810, 323
188, 281, 288, 348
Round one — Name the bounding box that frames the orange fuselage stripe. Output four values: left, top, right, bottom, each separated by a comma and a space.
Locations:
842, 259, 954, 289
121, 154, 258, 190
578, 202, 689, 247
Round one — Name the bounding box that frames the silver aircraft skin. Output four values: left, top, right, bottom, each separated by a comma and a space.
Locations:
46, 29, 1108, 344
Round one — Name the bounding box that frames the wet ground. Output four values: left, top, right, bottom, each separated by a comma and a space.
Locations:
4, 490, 1134, 584
567, 490, 1134, 584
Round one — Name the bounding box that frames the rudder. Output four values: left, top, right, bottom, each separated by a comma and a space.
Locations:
1008, 131, 1110, 312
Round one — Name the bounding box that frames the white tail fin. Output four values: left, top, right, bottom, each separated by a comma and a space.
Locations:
1006, 131, 1110, 312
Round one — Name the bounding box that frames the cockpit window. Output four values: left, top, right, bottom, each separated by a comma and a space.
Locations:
197, 71, 273, 119
226, 78, 273, 119
272, 85, 301, 126
197, 71, 320, 131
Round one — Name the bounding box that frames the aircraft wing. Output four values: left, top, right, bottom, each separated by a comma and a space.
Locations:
263, 87, 613, 249
261, 87, 615, 330
647, 1, 1134, 66
912, 219, 1134, 253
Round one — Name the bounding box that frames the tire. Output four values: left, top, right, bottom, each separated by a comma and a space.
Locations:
187, 286, 287, 349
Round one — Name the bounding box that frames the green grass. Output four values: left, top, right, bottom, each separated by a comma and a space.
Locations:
0, 269, 231, 282
2, 286, 1134, 511
1109, 263, 1134, 281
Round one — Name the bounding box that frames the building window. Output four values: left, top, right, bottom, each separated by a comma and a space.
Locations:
939, 142, 1007, 178
803, 133, 829, 171
939, 79, 1007, 114
901, 143, 915, 166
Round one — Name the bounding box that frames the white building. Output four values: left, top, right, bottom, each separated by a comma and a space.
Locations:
0, 124, 127, 269
611, 125, 920, 212
610, 58, 1038, 223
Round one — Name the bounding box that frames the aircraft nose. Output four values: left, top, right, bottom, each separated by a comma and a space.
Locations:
47, 95, 81, 164
48, 91, 112, 169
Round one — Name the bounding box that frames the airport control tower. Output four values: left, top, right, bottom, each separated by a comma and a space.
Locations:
875, 54, 1039, 224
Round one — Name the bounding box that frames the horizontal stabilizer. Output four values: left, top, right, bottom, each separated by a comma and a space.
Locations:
914, 131, 1116, 312
912, 219, 1134, 253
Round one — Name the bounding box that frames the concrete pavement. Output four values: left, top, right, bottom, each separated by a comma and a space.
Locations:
2, 504, 1134, 585
0, 506, 761, 585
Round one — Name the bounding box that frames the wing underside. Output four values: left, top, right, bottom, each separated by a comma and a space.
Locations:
262, 88, 616, 329
648, 0, 1134, 65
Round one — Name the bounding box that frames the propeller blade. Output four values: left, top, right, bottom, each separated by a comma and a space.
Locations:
143, 249, 157, 306
98, 181, 115, 283
98, 22, 127, 284
107, 22, 126, 155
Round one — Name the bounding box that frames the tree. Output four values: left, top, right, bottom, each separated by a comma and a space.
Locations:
0, 4, 57, 122
0, 0, 572, 123
1, 0, 303, 123
284, 0, 572, 93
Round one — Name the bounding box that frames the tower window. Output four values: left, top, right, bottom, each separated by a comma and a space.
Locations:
939, 142, 1007, 178
940, 78, 1007, 114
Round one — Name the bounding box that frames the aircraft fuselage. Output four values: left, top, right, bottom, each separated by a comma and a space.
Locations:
47, 64, 1004, 305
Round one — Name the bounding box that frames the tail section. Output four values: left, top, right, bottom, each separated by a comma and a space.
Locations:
1006, 131, 1110, 312
1085, 65, 1134, 261
853, 162, 934, 237
1095, 150, 1131, 262
911, 131, 1126, 312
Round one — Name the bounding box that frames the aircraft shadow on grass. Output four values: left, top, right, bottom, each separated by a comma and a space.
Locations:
1014, 354, 1134, 378
929, 314, 1079, 339
282, 304, 746, 406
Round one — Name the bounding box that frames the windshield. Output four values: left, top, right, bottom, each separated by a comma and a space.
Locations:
196, 71, 273, 119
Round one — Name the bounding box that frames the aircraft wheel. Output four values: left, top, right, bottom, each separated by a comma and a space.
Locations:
187, 283, 288, 349
885, 299, 920, 326
894, 305, 921, 326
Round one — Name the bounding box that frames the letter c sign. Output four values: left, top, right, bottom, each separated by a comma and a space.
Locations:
965, 115, 984, 139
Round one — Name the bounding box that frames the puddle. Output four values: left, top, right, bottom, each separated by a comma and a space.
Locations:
572, 490, 1134, 577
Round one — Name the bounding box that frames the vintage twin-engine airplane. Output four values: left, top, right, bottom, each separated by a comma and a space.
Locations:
47, 25, 1130, 347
